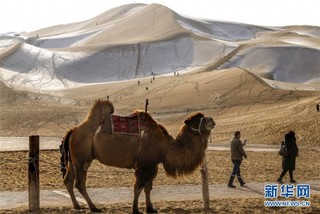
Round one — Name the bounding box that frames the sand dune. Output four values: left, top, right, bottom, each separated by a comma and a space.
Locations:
1, 3, 319, 91
0, 35, 232, 89
0, 3, 319, 145
1, 66, 319, 144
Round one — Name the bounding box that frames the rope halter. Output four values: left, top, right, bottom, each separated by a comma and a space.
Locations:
190, 117, 204, 140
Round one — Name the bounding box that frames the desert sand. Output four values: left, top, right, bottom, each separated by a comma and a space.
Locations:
1, 3, 320, 213
2, 150, 320, 191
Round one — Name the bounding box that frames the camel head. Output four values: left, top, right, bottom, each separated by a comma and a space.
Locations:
184, 112, 215, 134
203, 117, 215, 130
163, 112, 215, 177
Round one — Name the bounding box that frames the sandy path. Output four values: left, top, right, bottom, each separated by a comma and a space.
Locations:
1, 181, 319, 210
1, 137, 319, 152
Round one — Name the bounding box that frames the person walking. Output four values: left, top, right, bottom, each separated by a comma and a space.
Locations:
277, 131, 299, 183
228, 131, 247, 188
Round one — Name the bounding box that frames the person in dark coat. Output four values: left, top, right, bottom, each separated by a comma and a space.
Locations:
277, 131, 299, 183
228, 131, 247, 188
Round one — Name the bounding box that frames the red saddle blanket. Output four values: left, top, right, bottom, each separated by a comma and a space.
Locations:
103, 113, 140, 135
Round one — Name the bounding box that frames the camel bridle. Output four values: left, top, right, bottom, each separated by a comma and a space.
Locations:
189, 117, 204, 140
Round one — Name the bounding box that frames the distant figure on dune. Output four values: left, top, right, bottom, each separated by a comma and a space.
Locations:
317, 103, 319, 112
277, 131, 299, 183
228, 131, 247, 188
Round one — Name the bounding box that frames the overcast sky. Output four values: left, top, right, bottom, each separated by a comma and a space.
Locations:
1, 0, 319, 34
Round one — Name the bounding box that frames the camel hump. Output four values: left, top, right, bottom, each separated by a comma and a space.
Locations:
88, 99, 114, 118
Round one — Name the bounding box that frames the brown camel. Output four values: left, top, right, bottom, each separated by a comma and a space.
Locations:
62, 99, 215, 213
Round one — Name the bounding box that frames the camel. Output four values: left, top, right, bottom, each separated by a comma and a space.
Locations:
62, 99, 215, 213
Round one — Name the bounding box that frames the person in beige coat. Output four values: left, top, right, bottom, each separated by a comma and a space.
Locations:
228, 131, 247, 188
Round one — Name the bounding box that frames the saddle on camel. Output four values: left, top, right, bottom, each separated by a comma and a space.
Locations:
102, 113, 146, 135
60, 99, 215, 214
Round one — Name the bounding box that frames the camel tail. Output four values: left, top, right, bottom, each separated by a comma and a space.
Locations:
60, 129, 73, 178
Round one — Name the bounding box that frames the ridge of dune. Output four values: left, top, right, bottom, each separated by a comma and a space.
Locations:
59, 67, 306, 113
217, 44, 320, 86
283, 25, 320, 37
176, 16, 275, 42
26, 4, 147, 38
75, 3, 190, 46
0, 36, 24, 61
25, 3, 192, 48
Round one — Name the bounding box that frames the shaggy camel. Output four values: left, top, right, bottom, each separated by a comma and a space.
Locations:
62, 99, 215, 213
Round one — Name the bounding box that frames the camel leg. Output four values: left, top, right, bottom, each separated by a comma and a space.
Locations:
131, 167, 145, 214
74, 161, 101, 212
132, 166, 158, 213
144, 166, 158, 213
132, 180, 144, 214
144, 181, 157, 213
63, 164, 81, 209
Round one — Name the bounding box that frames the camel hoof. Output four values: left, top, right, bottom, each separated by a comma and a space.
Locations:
90, 207, 102, 213
146, 205, 158, 213
131, 209, 143, 214
74, 204, 82, 210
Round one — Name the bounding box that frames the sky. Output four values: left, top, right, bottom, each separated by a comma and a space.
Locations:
1, 0, 319, 34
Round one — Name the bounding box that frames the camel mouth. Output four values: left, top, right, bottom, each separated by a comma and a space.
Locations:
205, 119, 215, 130
206, 124, 215, 130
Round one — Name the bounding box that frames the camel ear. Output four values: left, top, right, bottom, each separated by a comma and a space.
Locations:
184, 119, 190, 125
